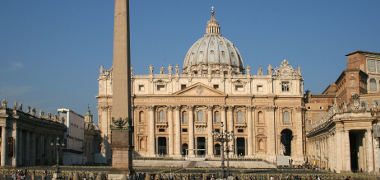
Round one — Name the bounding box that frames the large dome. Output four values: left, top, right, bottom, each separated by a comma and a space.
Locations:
183, 8, 245, 75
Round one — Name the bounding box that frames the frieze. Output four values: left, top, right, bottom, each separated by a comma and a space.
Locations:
134, 97, 225, 104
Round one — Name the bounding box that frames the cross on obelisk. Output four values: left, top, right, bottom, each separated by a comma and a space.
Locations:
109, 0, 134, 176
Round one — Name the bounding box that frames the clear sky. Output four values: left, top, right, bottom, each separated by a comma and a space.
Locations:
1, 0, 380, 123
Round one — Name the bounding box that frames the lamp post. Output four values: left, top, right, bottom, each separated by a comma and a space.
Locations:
212, 122, 234, 179
50, 137, 65, 178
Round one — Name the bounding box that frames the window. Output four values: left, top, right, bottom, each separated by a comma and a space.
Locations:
181, 84, 187, 90
159, 129, 165, 132
237, 110, 243, 123
214, 129, 220, 133
283, 111, 290, 124
158, 110, 165, 122
370, 78, 377, 91
319, 106, 323, 110
237, 129, 244, 133
213, 84, 219, 89
182, 111, 188, 124
214, 111, 220, 123
258, 111, 264, 124
373, 100, 379, 106
368, 60, 376, 72
350, 80, 356, 87
377, 61, 380, 73
281, 82, 290, 92
138, 85, 145, 91
307, 106, 311, 110
157, 85, 165, 91
361, 101, 368, 108
257, 85, 263, 92
182, 128, 188, 132
138, 111, 144, 123
235, 85, 244, 91
197, 110, 205, 122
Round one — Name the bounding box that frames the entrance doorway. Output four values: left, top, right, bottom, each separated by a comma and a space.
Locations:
236, 138, 245, 156
349, 130, 365, 172
196, 137, 206, 156
280, 129, 293, 156
157, 137, 167, 156
182, 143, 188, 156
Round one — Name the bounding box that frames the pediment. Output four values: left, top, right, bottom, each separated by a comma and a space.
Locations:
172, 82, 226, 96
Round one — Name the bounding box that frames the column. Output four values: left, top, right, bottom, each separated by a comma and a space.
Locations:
207, 106, 213, 157
188, 106, 194, 157
26, 131, 30, 165
366, 128, 374, 172
1, 126, 7, 166
12, 122, 17, 167
17, 130, 22, 166
168, 106, 174, 156
148, 106, 155, 157
174, 106, 181, 157
227, 106, 234, 156
343, 130, 351, 171
221, 106, 226, 132
247, 106, 253, 156
31, 132, 36, 165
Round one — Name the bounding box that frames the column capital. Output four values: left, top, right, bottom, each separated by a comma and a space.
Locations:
173, 106, 181, 110
227, 105, 234, 111
247, 105, 256, 110
146, 106, 155, 111
186, 105, 194, 111
206, 105, 213, 110
167, 106, 174, 111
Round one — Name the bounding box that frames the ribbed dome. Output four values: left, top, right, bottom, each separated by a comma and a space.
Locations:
183, 8, 245, 75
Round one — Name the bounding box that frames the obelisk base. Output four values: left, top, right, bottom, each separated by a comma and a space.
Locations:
108, 129, 134, 179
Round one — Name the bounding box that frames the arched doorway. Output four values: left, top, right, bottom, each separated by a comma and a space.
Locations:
157, 137, 167, 156
280, 129, 293, 156
214, 144, 221, 156
236, 138, 245, 156
182, 143, 188, 156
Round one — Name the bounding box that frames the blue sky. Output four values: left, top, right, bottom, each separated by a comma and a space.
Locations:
1, 0, 380, 123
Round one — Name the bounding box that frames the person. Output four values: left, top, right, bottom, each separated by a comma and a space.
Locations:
169, 173, 173, 180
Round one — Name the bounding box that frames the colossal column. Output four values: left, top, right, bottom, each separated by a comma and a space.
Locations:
247, 106, 253, 156
227, 106, 234, 156
148, 106, 155, 156
207, 106, 213, 157
174, 106, 181, 157
110, 0, 133, 174
188, 106, 194, 157
168, 106, 174, 155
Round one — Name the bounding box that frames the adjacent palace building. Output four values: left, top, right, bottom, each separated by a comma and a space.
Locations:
97, 8, 305, 165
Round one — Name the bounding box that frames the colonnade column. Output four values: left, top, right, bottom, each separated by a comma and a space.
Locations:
207, 106, 213, 157
168, 106, 174, 156
366, 128, 374, 172
17, 130, 23, 166
188, 106, 194, 157
148, 106, 155, 157
12, 122, 17, 167
174, 106, 181, 157
227, 106, 234, 156
1, 126, 7, 166
31, 132, 36, 165
247, 106, 253, 156
343, 129, 351, 171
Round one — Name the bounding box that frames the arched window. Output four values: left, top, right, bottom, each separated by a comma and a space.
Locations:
370, 78, 377, 91
214, 111, 220, 123
182, 111, 188, 124
258, 111, 264, 124
197, 110, 204, 122
237, 110, 243, 123
138, 111, 144, 123
258, 139, 264, 151
158, 110, 165, 122
283, 111, 290, 124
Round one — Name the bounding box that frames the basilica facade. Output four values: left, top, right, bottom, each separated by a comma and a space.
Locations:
97, 9, 305, 165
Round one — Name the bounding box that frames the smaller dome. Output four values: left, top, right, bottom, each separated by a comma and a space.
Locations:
182, 7, 244, 75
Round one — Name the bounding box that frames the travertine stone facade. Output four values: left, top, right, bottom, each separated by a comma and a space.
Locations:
97, 9, 305, 164
0, 99, 66, 167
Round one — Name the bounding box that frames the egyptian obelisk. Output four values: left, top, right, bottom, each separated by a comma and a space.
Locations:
109, 0, 134, 176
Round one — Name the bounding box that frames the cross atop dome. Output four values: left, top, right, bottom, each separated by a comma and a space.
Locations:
206, 6, 220, 35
